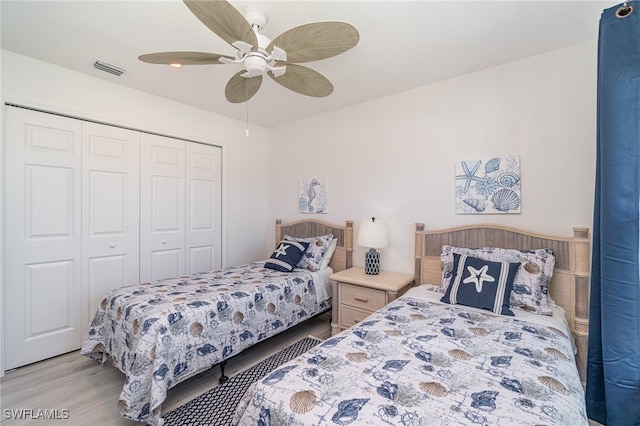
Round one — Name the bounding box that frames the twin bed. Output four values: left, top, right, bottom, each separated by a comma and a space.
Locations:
83, 219, 590, 425
81, 219, 353, 425
232, 223, 591, 425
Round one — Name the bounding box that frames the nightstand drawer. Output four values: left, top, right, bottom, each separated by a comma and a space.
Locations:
340, 305, 373, 327
329, 267, 415, 336
341, 283, 385, 311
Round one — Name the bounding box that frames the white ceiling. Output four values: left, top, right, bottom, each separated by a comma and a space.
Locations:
1, 1, 612, 128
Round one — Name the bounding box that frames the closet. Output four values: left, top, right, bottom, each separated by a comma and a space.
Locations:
3, 106, 222, 370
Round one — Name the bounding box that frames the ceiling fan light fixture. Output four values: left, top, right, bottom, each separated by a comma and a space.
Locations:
139, 0, 359, 103
170, 63, 182, 68
243, 55, 267, 77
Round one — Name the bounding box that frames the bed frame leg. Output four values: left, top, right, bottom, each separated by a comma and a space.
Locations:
219, 360, 229, 384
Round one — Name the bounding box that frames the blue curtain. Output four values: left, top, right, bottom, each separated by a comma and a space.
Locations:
586, 2, 640, 425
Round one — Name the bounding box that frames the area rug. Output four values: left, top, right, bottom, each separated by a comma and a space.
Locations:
162, 336, 321, 426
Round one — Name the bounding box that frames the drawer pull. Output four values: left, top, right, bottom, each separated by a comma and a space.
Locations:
354, 296, 369, 303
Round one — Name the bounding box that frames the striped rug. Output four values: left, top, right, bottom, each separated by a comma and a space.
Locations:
163, 336, 321, 426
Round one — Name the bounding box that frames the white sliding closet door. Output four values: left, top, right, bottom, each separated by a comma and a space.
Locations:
4, 107, 83, 369
4, 106, 223, 369
140, 133, 186, 282
186, 142, 222, 273
139, 135, 222, 281
82, 122, 140, 335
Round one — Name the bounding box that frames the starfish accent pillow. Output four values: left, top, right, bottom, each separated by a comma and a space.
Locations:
265, 240, 310, 272
439, 245, 556, 315
441, 253, 520, 315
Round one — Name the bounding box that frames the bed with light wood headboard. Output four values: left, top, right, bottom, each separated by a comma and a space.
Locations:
82, 218, 354, 426
414, 223, 590, 383
276, 218, 353, 272
233, 222, 591, 425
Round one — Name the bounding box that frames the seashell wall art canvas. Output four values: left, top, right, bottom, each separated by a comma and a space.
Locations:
455, 155, 521, 214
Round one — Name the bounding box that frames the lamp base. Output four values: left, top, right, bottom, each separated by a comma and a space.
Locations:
364, 248, 381, 275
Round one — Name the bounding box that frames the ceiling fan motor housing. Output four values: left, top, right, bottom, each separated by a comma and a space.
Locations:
239, 31, 286, 78
244, 55, 267, 77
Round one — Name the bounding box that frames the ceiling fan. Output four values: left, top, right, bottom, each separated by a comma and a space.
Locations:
139, 0, 359, 103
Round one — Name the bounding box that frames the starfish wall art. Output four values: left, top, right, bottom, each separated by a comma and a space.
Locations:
455, 155, 521, 214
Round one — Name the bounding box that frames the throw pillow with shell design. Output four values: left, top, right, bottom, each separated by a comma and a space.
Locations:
284, 233, 334, 271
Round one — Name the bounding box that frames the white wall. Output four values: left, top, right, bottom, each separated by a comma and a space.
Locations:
268, 41, 597, 275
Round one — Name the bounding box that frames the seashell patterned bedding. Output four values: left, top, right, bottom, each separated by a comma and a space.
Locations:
82, 262, 333, 426
80, 219, 353, 426
232, 285, 588, 425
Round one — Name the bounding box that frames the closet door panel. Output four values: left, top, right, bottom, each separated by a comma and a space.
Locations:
4, 106, 83, 369
140, 133, 186, 282
151, 249, 182, 280
27, 165, 75, 241
186, 143, 222, 274
81, 122, 140, 333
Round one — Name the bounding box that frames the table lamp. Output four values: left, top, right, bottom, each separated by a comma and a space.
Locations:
357, 217, 388, 275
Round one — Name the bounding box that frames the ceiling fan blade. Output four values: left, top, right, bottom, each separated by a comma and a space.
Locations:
269, 64, 333, 98
225, 71, 262, 103
184, 0, 257, 49
138, 51, 234, 65
267, 22, 359, 63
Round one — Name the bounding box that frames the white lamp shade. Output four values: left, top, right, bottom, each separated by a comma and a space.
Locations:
357, 219, 388, 249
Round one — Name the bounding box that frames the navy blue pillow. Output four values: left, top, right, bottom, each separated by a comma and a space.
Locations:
440, 253, 520, 315
265, 240, 310, 272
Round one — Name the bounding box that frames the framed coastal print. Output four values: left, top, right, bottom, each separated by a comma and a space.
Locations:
455, 155, 521, 214
299, 176, 328, 214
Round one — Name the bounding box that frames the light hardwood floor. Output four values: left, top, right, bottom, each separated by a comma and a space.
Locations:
0, 311, 331, 425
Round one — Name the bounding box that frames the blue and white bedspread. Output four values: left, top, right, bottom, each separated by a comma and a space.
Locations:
81, 262, 330, 426
233, 286, 587, 426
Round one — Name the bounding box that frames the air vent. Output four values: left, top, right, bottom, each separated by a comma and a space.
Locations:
93, 59, 125, 76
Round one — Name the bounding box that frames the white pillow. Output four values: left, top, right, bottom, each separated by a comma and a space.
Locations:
319, 238, 338, 270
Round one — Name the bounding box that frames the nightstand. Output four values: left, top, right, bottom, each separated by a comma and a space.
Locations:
330, 267, 414, 335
